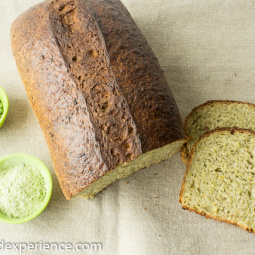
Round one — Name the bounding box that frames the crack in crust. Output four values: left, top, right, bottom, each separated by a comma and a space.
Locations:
48, 0, 142, 170
87, 0, 185, 152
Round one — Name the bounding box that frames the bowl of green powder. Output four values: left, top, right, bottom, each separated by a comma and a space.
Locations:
0, 86, 9, 128
0, 154, 52, 224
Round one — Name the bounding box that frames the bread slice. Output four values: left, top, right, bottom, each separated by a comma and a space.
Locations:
181, 100, 255, 164
11, 0, 185, 200
180, 127, 255, 233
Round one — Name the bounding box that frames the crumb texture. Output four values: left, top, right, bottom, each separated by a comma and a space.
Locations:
181, 129, 255, 231
79, 139, 184, 199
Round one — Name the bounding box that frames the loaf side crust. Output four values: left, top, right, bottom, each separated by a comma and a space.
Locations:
48, 0, 142, 170
11, 2, 109, 199
87, 0, 185, 152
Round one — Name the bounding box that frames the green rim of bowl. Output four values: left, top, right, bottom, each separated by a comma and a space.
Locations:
0, 154, 52, 224
0, 86, 9, 128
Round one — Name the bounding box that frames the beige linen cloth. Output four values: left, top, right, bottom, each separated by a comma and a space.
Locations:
1, 0, 255, 254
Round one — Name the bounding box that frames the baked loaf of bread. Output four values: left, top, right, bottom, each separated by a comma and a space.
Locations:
181, 100, 255, 164
180, 127, 255, 233
11, 0, 185, 199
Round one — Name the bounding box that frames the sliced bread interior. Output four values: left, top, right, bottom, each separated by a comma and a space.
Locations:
180, 127, 255, 233
181, 100, 255, 164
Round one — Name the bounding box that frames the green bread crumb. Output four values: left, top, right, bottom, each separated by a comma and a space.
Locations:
0, 164, 47, 218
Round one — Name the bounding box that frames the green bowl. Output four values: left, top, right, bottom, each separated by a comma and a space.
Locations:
0, 154, 52, 224
0, 86, 9, 128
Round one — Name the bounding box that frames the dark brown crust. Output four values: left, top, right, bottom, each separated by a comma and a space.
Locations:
179, 127, 255, 233
11, 2, 110, 200
87, 0, 185, 152
48, 0, 142, 169
181, 100, 255, 164
11, 0, 185, 199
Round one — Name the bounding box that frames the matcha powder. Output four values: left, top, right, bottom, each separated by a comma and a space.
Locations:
0, 164, 47, 218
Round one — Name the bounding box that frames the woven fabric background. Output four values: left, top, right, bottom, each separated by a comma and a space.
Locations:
1, 0, 255, 254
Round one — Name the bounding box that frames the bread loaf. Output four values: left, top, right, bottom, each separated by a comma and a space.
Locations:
181, 100, 255, 164
180, 128, 255, 233
11, 0, 185, 200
